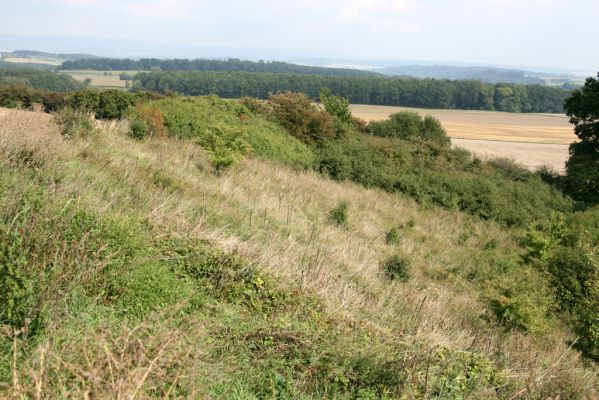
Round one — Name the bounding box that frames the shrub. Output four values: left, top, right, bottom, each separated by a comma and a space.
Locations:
563, 142, 599, 204
154, 96, 315, 169
486, 157, 531, 181
268, 92, 335, 144
548, 245, 599, 360
127, 103, 168, 140
385, 227, 400, 245
53, 107, 95, 139
96, 89, 136, 120
0, 226, 32, 329
382, 255, 411, 282
67, 89, 100, 114
320, 88, 352, 124
367, 111, 450, 146
328, 201, 349, 226
197, 124, 252, 171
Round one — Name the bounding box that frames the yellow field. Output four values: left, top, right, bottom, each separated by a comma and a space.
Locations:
351, 104, 575, 172
60, 70, 141, 89
350, 104, 573, 144
2, 56, 63, 66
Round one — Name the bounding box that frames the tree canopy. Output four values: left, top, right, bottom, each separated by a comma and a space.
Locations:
565, 73, 599, 144
563, 72, 599, 204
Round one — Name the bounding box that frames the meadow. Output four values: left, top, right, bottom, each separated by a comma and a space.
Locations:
0, 89, 597, 398
1, 105, 597, 398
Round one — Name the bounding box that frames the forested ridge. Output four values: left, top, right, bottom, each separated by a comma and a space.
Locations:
59, 57, 380, 77
135, 70, 570, 113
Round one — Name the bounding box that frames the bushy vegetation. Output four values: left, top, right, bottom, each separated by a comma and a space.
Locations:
382, 254, 411, 282
135, 70, 570, 113
126, 103, 168, 140
0, 67, 83, 92
328, 201, 349, 226
368, 111, 450, 145
0, 94, 597, 397
151, 95, 316, 169
0, 85, 142, 119
53, 107, 95, 139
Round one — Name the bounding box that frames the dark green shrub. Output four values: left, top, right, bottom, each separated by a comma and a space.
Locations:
68, 89, 100, 114
96, 89, 136, 120
547, 246, 599, 360
368, 111, 449, 146
53, 107, 95, 139
0, 84, 44, 109
563, 142, 599, 204
0, 227, 32, 329
486, 157, 531, 181
421, 115, 450, 146
382, 255, 411, 282
329, 201, 349, 226
385, 228, 400, 245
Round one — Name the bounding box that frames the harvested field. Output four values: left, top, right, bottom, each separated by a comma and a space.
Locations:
60, 70, 139, 88
452, 138, 569, 172
351, 104, 575, 172
350, 104, 573, 144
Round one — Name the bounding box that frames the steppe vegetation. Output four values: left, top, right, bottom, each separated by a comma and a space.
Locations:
0, 71, 597, 398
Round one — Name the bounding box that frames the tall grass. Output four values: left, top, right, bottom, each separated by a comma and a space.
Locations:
0, 107, 596, 398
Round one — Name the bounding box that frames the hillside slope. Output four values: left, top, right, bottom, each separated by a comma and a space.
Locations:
0, 107, 597, 398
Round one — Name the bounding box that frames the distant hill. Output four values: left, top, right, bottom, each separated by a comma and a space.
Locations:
10, 49, 99, 61
377, 65, 580, 86
59, 57, 382, 77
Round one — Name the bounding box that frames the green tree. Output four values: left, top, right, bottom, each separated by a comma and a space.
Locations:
319, 88, 352, 124
565, 73, 599, 144
563, 72, 599, 204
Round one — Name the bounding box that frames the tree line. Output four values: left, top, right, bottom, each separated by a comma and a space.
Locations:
0, 67, 83, 92
59, 57, 380, 78
134, 71, 570, 113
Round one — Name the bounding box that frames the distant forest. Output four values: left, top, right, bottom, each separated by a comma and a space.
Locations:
379, 65, 548, 85
135, 71, 570, 113
8, 50, 99, 61
0, 68, 83, 91
59, 57, 381, 78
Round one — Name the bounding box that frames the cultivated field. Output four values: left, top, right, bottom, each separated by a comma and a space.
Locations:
1, 56, 63, 66
351, 104, 574, 172
60, 70, 140, 88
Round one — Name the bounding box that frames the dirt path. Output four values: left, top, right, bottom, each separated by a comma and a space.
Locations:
452, 138, 570, 172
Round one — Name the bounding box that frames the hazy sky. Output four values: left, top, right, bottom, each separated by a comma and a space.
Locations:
2, 0, 598, 70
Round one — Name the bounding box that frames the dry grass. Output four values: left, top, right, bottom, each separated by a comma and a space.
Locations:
1, 107, 597, 397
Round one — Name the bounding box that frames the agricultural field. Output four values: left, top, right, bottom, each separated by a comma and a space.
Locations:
60, 70, 139, 88
1, 55, 63, 66
351, 104, 574, 172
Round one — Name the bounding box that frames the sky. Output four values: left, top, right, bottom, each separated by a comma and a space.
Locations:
1, 0, 598, 71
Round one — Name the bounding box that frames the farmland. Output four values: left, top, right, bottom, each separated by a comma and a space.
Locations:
351, 104, 574, 171
60, 70, 139, 88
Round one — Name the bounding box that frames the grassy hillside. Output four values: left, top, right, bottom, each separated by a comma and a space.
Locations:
0, 103, 597, 398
